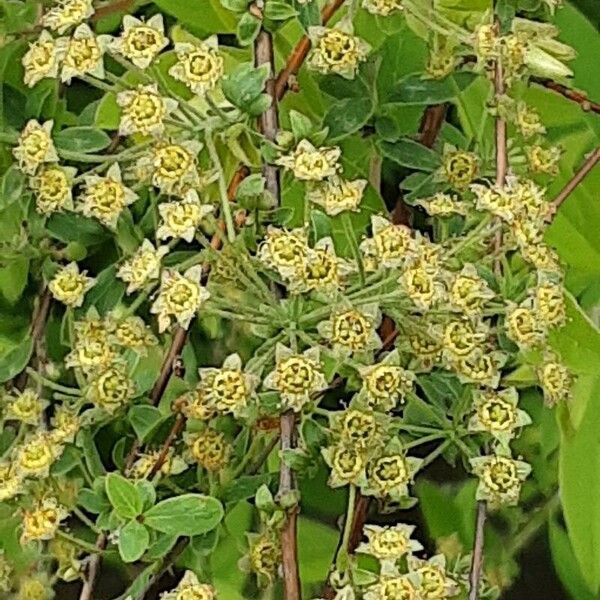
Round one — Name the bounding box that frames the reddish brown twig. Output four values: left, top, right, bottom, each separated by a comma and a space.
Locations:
548, 147, 600, 218
13, 288, 52, 391
77, 534, 108, 600
147, 413, 186, 479
468, 501, 487, 600
91, 0, 134, 21
274, 0, 345, 101
536, 78, 600, 115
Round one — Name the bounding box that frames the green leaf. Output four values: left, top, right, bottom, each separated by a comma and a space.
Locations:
324, 97, 373, 141
95, 93, 120, 130
119, 520, 150, 563
549, 520, 597, 600
153, 0, 237, 34
143, 494, 224, 536
105, 473, 143, 520
77, 429, 105, 478
82, 265, 126, 315
387, 71, 478, 105
78, 488, 110, 514
128, 405, 165, 442
222, 474, 274, 504
54, 126, 112, 153
0, 256, 29, 304
0, 337, 33, 383
264, 1, 298, 20
46, 213, 109, 246
236, 12, 261, 46
222, 63, 270, 111
378, 138, 441, 171
0, 165, 26, 210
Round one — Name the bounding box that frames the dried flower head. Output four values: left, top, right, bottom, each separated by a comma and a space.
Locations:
440, 149, 479, 189
360, 216, 414, 269
4, 389, 48, 425
537, 354, 573, 406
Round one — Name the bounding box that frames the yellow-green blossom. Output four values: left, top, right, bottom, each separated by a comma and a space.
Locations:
364, 451, 422, 501
169, 36, 224, 95
22, 31, 63, 87
14, 433, 62, 479
257, 226, 308, 276
117, 239, 169, 294
4, 389, 48, 425
111, 316, 157, 352
0, 462, 22, 501
362, 0, 403, 16
57, 24, 111, 83
42, 0, 94, 34
537, 354, 572, 406
160, 571, 216, 600
416, 192, 466, 217
184, 428, 231, 471
357, 523, 423, 562
87, 363, 136, 413
360, 215, 414, 269
440, 149, 479, 189
109, 14, 168, 69
48, 262, 95, 307
117, 83, 178, 137
322, 443, 367, 488
307, 176, 367, 216
407, 554, 459, 599
505, 301, 546, 349
151, 266, 210, 332
448, 264, 495, 315
526, 144, 561, 175
31, 164, 76, 215
13, 120, 58, 176
276, 139, 341, 181
21, 498, 69, 544
157, 190, 214, 243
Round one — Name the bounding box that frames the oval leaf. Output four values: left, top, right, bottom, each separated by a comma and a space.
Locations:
378, 138, 441, 171
118, 520, 150, 563
143, 494, 224, 537
105, 473, 143, 520
54, 126, 112, 153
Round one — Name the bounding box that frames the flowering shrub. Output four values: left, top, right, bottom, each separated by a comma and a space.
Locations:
0, 0, 598, 599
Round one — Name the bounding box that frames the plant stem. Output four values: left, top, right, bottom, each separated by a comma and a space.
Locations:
336, 484, 357, 571
205, 133, 236, 243
25, 368, 81, 396
57, 530, 104, 554
342, 212, 365, 286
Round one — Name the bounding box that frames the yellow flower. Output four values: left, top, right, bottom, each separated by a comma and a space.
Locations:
151, 266, 210, 332
0, 461, 22, 501
307, 176, 367, 216
65, 315, 116, 374
178, 388, 216, 421
399, 265, 444, 311
110, 14, 168, 69
499, 33, 528, 83
30, 164, 76, 215
333, 408, 384, 452
473, 23, 498, 64
21, 498, 69, 544
357, 523, 423, 561
450, 350, 506, 388
0, 552, 11, 592
534, 280, 566, 328
48, 262, 95, 307
139, 140, 202, 196
248, 534, 282, 583
57, 24, 111, 83
468, 388, 531, 444
130, 450, 186, 479
515, 102, 545, 138
360, 215, 414, 269
169, 36, 224, 95
87, 363, 136, 413
14, 433, 61, 479
42, 0, 94, 34
78, 163, 138, 229
307, 25, 370, 79
157, 190, 214, 243
470, 452, 531, 507
111, 316, 157, 352
276, 139, 341, 181
264, 344, 326, 412
160, 571, 217, 600
521, 242, 561, 273
365, 575, 420, 600
292, 237, 353, 295
405, 326, 442, 371
185, 428, 231, 471
22, 31, 63, 87
198, 353, 257, 416
117, 83, 178, 137
4, 389, 48, 425
13, 120, 58, 175
323, 444, 367, 488
16, 572, 55, 600
526, 144, 561, 175
50, 407, 81, 444
362, 0, 403, 16
416, 192, 466, 217
505, 302, 546, 349
470, 183, 514, 222
448, 264, 495, 315
407, 555, 459, 600
537, 355, 572, 406
440, 149, 479, 189
365, 452, 422, 501
257, 226, 308, 275
441, 317, 488, 360
318, 303, 381, 356
117, 239, 169, 294
358, 351, 415, 411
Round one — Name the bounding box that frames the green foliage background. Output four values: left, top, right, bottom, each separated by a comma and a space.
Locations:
0, 0, 599, 598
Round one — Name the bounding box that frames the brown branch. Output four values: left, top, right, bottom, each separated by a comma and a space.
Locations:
147, 413, 186, 479
91, 0, 134, 21
468, 501, 487, 600
13, 288, 52, 391
548, 147, 600, 218
274, 0, 345, 101
77, 534, 108, 600
535, 78, 600, 116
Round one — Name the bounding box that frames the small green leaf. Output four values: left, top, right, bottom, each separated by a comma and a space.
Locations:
0, 337, 33, 383
143, 494, 224, 536
118, 520, 150, 563
220, 0, 250, 12
128, 405, 165, 442
387, 72, 477, 105
46, 213, 109, 246
0, 256, 29, 304
324, 97, 373, 141
105, 473, 143, 520
82, 265, 126, 315
237, 12, 261, 46
0, 165, 26, 210
264, 1, 298, 20
54, 126, 112, 153
78, 488, 110, 514
378, 138, 441, 171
